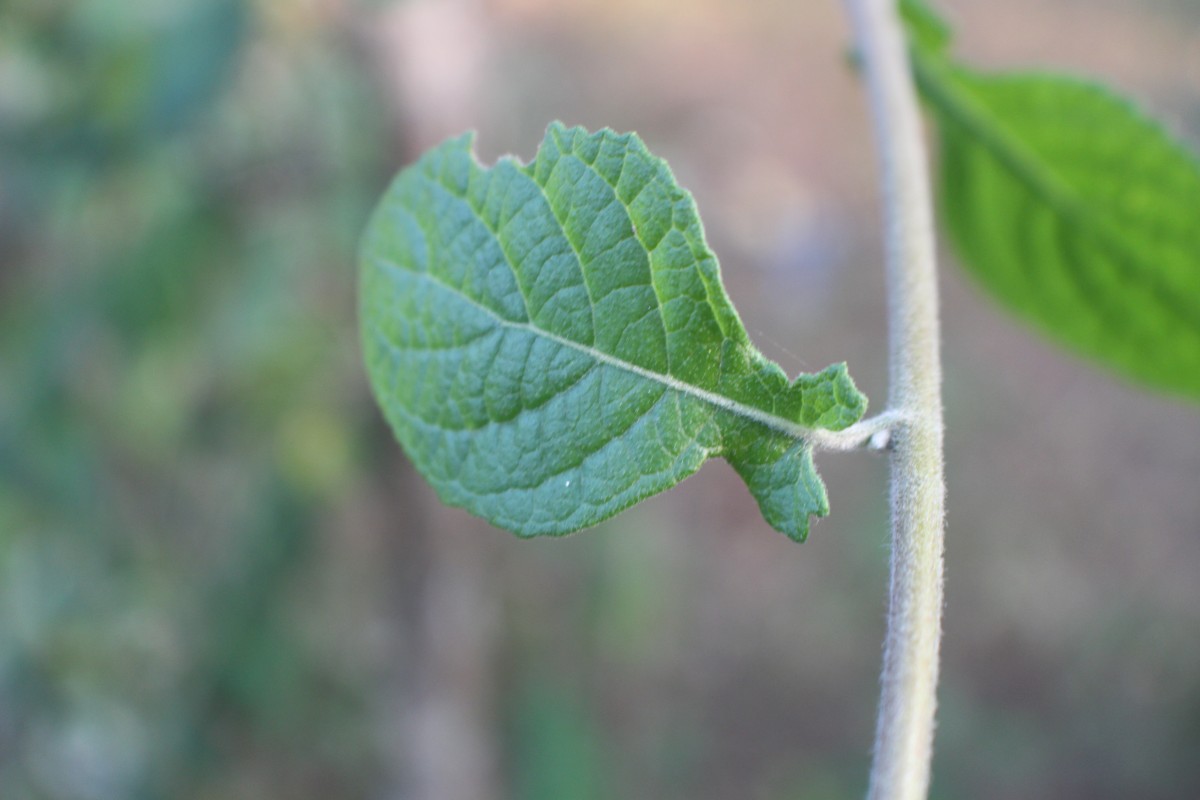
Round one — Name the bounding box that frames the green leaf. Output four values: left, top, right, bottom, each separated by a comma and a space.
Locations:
906, 7, 1200, 401
899, 0, 951, 57
360, 123, 866, 540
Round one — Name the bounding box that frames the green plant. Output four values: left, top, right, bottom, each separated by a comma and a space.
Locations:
358, 1, 1200, 797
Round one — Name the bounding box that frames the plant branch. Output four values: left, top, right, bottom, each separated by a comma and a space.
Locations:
841, 0, 947, 798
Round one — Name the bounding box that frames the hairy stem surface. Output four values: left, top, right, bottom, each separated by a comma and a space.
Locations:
841, 0, 947, 798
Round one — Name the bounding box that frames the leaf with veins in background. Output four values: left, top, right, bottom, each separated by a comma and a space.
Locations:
904, 0, 1200, 401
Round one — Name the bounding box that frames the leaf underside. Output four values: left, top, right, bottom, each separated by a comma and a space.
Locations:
360, 123, 866, 540
905, 1, 1200, 401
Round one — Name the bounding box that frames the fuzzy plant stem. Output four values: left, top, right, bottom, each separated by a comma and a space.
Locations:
841, 0, 947, 798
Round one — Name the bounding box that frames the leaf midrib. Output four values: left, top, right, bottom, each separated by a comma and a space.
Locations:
380, 257, 822, 445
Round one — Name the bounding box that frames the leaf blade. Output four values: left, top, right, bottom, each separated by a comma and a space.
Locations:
905, 7, 1200, 400
360, 124, 866, 539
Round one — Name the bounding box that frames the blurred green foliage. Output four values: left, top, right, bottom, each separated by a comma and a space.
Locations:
0, 0, 388, 796
904, 0, 1200, 402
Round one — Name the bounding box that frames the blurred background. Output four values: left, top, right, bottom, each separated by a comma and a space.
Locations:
1, 0, 1198, 798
